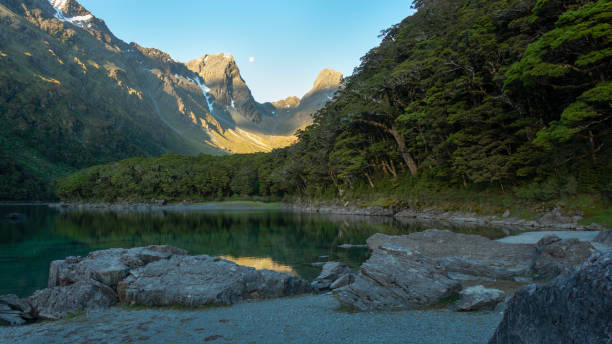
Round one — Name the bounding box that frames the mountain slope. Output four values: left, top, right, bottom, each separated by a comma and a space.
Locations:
0, 0, 341, 199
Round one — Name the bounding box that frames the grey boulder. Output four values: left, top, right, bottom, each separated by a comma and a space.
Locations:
48, 245, 188, 289
311, 262, 352, 292
489, 251, 612, 344
335, 243, 461, 311
117, 255, 311, 306
532, 235, 596, 280
455, 285, 505, 311
28, 280, 117, 320
367, 229, 535, 280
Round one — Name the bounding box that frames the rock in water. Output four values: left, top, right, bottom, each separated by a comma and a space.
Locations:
489, 251, 612, 344
117, 255, 311, 306
48, 245, 188, 289
28, 280, 117, 320
335, 243, 461, 311
311, 262, 352, 292
532, 235, 596, 280
0, 294, 35, 326
455, 285, 505, 311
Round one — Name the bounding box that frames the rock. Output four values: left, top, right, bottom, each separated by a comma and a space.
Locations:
311, 262, 352, 292
502, 210, 510, 218
48, 245, 188, 289
367, 230, 535, 279
489, 251, 612, 344
330, 273, 354, 289
0, 295, 35, 326
338, 244, 368, 249
335, 243, 461, 311
117, 255, 311, 307
455, 285, 505, 311
28, 280, 117, 320
538, 207, 580, 226
532, 235, 596, 280
594, 230, 612, 247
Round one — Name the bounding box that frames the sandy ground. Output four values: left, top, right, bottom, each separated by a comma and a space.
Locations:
0, 294, 503, 344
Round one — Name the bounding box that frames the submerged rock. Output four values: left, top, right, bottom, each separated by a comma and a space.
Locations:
455, 285, 505, 312
336, 243, 461, 311
489, 251, 611, 344
117, 255, 311, 307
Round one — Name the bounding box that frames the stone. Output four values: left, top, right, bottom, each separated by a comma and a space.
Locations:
454, 285, 505, 311
335, 243, 461, 311
489, 251, 612, 344
117, 255, 311, 307
48, 245, 188, 289
330, 273, 354, 289
29, 280, 117, 320
0, 295, 35, 326
338, 244, 368, 249
532, 235, 596, 280
594, 230, 612, 247
0, 312, 27, 326
311, 262, 352, 292
367, 229, 535, 279
502, 210, 510, 218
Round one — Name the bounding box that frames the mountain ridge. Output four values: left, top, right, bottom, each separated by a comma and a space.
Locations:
0, 0, 342, 200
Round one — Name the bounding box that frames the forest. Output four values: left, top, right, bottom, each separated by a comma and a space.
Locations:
54, 0, 611, 221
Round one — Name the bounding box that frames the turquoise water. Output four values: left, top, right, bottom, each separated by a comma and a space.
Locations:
0, 204, 508, 297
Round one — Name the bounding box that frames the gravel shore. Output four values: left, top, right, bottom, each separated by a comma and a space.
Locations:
0, 294, 503, 344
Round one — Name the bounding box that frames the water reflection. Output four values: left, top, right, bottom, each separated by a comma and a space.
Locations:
220, 256, 296, 275
0, 204, 511, 297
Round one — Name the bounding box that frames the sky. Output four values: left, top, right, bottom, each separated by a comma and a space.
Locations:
79, 0, 415, 103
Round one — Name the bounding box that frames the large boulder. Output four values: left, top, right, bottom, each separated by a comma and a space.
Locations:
367, 229, 535, 280
335, 243, 461, 311
489, 251, 612, 344
455, 285, 505, 312
532, 235, 596, 280
117, 255, 311, 306
28, 280, 117, 320
48, 245, 188, 289
311, 262, 352, 292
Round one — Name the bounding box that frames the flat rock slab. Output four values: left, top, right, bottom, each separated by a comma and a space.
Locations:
117, 255, 311, 306
489, 251, 612, 344
368, 229, 535, 279
496, 231, 600, 244
336, 243, 461, 311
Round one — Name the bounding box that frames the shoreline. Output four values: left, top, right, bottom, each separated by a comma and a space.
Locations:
35, 200, 610, 231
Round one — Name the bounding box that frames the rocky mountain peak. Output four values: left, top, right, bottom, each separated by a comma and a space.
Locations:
311, 68, 343, 93
48, 0, 92, 20
272, 96, 301, 109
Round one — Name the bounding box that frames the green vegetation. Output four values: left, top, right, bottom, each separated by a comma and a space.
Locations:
28, 0, 612, 221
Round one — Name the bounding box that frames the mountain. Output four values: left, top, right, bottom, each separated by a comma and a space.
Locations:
0, 0, 341, 200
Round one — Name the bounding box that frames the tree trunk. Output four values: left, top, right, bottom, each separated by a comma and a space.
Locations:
389, 126, 418, 175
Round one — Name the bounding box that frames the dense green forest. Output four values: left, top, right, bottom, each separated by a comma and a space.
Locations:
53, 0, 611, 221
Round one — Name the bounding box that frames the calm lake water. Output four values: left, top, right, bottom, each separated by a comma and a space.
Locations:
0, 204, 510, 297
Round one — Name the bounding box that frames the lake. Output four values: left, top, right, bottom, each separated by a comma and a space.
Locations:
0, 203, 510, 297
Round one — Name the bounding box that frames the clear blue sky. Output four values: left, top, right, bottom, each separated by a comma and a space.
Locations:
79, 0, 414, 102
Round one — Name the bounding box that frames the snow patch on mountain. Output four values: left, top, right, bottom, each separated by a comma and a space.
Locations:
48, 0, 93, 28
